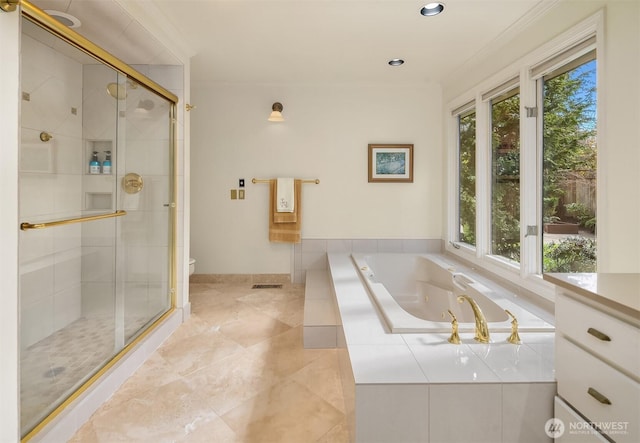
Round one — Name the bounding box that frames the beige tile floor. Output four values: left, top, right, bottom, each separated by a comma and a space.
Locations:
70, 282, 349, 443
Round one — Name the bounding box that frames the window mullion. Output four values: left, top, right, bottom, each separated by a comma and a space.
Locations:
475, 94, 491, 259
520, 68, 540, 277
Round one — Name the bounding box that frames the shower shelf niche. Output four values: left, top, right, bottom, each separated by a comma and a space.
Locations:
85, 192, 113, 210
85, 139, 114, 175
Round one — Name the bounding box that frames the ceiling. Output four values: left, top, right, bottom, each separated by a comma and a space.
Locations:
28, 0, 558, 84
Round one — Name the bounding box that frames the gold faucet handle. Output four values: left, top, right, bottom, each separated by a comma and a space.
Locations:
505, 310, 521, 344
445, 309, 461, 345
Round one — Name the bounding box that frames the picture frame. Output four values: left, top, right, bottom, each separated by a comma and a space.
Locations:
368, 143, 414, 183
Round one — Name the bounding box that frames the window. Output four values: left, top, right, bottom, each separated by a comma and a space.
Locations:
541, 54, 597, 272
490, 89, 520, 262
458, 109, 476, 246
449, 20, 599, 294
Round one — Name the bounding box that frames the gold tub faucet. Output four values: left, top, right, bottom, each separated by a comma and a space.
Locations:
505, 310, 521, 344
445, 309, 461, 344
457, 295, 490, 343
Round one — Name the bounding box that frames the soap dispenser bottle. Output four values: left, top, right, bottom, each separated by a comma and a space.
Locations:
102, 151, 112, 174
89, 151, 101, 174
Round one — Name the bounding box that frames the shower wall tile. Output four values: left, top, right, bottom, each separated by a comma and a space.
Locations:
147, 246, 169, 282
120, 211, 147, 244
54, 174, 83, 214
53, 285, 82, 331
53, 134, 84, 175
146, 141, 170, 176
20, 265, 54, 307
54, 253, 82, 294
20, 34, 85, 345
20, 298, 54, 349
123, 139, 147, 173
19, 228, 54, 264
53, 224, 82, 253
146, 211, 170, 246
81, 282, 115, 318
81, 246, 115, 282
81, 218, 116, 247
19, 174, 56, 218
124, 245, 150, 282
144, 176, 170, 211
124, 282, 149, 312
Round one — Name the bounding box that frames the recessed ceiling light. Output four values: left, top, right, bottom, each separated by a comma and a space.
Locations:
44, 10, 82, 28
388, 59, 405, 66
420, 2, 445, 17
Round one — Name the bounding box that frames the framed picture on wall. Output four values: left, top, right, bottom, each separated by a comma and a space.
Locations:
368, 144, 414, 183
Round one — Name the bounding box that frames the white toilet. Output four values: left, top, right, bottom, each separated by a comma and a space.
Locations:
189, 258, 196, 275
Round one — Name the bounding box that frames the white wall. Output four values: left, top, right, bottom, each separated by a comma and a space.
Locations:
442, 0, 640, 273
190, 82, 443, 274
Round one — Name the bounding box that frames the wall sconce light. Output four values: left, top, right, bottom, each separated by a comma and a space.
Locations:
268, 102, 284, 122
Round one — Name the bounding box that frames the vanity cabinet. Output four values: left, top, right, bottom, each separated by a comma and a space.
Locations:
553, 284, 640, 443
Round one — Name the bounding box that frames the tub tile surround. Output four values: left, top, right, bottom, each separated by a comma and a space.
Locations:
327, 253, 556, 442
293, 238, 442, 284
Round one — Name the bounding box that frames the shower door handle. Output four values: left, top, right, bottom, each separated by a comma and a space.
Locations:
20, 210, 127, 231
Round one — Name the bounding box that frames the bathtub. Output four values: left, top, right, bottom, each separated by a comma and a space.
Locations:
351, 253, 554, 334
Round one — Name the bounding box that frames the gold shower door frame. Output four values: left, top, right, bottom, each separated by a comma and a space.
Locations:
19, 1, 178, 440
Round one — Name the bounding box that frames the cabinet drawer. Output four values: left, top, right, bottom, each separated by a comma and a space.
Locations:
556, 293, 640, 376
554, 396, 609, 442
556, 337, 639, 442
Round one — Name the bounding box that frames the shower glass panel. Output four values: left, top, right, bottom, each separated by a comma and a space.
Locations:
120, 79, 172, 343
19, 15, 173, 438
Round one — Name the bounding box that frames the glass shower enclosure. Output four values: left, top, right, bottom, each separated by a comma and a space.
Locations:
18, 5, 177, 438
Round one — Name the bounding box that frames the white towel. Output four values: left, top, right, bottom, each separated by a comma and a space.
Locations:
276, 177, 295, 213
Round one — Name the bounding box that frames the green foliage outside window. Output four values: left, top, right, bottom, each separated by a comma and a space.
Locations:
543, 59, 597, 272
491, 93, 521, 262
459, 112, 476, 245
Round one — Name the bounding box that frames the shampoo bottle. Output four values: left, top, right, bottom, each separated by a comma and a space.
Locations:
89, 151, 100, 174
102, 151, 112, 174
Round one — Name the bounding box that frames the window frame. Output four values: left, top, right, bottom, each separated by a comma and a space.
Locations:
454, 101, 477, 247
447, 11, 603, 301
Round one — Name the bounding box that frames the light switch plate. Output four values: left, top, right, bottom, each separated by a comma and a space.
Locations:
230, 189, 237, 199
239, 189, 245, 199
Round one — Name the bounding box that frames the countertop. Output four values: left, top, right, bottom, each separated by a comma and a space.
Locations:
543, 273, 640, 320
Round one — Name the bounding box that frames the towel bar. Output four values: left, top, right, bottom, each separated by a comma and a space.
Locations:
252, 178, 320, 184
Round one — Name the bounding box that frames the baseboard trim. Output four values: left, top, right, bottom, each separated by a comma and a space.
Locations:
189, 273, 291, 284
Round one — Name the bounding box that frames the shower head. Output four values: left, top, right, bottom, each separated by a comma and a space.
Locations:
106, 83, 127, 100
106, 80, 138, 100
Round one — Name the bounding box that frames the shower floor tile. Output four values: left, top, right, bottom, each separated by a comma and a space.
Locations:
20, 313, 155, 434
